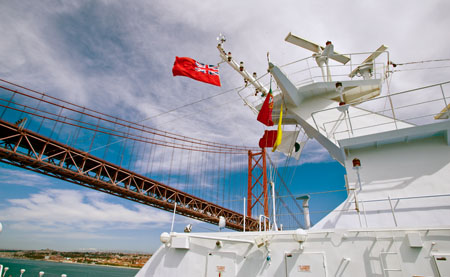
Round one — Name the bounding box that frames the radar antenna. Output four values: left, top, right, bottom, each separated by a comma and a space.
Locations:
349, 45, 388, 79
285, 33, 350, 82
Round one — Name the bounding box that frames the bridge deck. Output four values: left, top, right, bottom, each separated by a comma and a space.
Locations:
0, 119, 259, 231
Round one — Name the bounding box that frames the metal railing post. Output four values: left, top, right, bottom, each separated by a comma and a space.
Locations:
387, 94, 398, 130
387, 195, 398, 227
440, 84, 448, 107
243, 197, 246, 232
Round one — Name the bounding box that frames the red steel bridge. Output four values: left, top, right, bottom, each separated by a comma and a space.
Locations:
0, 79, 304, 231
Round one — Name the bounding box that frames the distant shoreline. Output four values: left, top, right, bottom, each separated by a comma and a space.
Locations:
0, 256, 141, 270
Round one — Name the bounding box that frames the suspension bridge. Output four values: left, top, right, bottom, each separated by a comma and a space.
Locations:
0, 79, 306, 231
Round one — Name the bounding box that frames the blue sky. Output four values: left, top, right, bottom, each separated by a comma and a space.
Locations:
1, 0, 450, 253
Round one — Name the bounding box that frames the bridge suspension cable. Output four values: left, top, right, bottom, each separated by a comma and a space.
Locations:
0, 79, 259, 154
0, 78, 305, 231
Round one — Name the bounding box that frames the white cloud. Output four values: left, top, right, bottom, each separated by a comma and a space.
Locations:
1, 1, 447, 186
0, 168, 51, 187
0, 0, 448, 252
0, 189, 172, 234
0, 0, 448, 208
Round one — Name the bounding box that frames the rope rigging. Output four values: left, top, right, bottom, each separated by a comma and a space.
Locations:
0, 81, 259, 154
391, 58, 450, 66
392, 65, 450, 72
140, 85, 243, 121
0, 77, 310, 230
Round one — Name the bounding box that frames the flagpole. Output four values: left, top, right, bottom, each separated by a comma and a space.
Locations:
270, 181, 278, 231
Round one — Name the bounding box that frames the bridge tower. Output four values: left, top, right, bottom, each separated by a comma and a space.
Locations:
247, 149, 268, 218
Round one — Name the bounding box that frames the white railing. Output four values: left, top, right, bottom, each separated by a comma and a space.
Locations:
259, 215, 271, 232
273, 190, 450, 230
236, 50, 391, 114
356, 193, 450, 228
311, 81, 450, 142
279, 50, 390, 87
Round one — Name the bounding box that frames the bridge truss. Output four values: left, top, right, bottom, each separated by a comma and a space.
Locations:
0, 119, 259, 231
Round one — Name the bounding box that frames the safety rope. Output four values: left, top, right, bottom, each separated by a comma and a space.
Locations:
392, 58, 450, 66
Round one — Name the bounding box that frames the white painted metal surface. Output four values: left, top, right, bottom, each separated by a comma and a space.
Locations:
136, 34, 450, 277
137, 228, 450, 276
206, 252, 237, 277
434, 254, 450, 276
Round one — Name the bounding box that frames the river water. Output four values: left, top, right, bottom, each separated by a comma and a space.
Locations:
0, 257, 139, 277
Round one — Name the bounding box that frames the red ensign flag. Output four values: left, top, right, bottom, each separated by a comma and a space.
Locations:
172, 57, 221, 87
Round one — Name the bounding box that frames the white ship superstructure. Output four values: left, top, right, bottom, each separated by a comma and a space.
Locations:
136, 34, 450, 276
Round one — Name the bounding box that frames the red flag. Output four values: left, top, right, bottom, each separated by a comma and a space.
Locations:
259, 130, 278, 148
257, 90, 274, 126
172, 57, 221, 87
